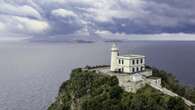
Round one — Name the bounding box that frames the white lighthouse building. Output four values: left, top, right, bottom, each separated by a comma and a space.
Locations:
110, 43, 119, 71
91, 43, 162, 93
110, 43, 146, 73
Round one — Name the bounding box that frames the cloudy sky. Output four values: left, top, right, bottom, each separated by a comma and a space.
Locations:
0, 0, 195, 41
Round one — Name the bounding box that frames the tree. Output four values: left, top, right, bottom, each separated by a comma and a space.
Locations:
167, 97, 187, 110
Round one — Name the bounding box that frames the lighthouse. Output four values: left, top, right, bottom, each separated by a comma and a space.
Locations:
110, 43, 119, 71
110, 43, 146, 73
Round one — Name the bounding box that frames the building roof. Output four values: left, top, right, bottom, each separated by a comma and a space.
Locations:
118, 54, 145, 59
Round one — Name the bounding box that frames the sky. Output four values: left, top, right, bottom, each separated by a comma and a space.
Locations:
0, 0, 195, 41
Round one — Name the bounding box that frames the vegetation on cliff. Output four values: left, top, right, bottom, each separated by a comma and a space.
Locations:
149, 66, 195, 103
48, 68, 187, 110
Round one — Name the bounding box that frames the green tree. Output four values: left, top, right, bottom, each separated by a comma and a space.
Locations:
167, 97, 187, 110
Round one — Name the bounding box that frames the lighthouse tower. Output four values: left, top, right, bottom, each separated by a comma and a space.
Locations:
111, 43, 119, 71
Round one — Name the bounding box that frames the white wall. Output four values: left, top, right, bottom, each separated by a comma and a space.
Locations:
116, 57, 145, 73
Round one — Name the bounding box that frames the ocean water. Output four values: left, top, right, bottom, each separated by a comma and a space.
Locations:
0, 41, 195, 110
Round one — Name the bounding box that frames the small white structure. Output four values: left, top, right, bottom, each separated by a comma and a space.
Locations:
111, 43, 145, 73
147, 77, 162, 87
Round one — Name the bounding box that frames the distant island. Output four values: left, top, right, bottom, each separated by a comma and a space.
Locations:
48, 66, 195, 110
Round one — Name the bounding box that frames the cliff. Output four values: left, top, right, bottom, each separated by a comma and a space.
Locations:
48, 68, 188, 110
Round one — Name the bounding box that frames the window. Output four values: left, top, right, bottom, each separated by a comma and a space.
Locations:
132, 60, 135, 65
119, 59, 124, 65
132, 67, 135, 72
137, 67, 139, 72
136, 59, 139, 64
118, 68, 121, 72
141, 59, 143, 64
